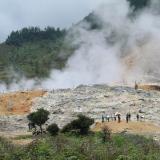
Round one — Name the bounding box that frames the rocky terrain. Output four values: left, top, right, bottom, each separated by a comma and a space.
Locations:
0, 84, 160, 142
31, 84, 160, 127
0, 90, 45, 132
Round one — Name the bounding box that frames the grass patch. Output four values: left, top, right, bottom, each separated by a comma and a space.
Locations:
14, 134, 33, 140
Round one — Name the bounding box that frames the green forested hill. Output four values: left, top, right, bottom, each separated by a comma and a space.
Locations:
0, 27, 74, 83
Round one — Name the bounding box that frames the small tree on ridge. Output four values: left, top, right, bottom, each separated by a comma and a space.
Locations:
27, 108, 49, 134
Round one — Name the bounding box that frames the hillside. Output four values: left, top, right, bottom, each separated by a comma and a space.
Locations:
0, 84, 160, 143
0, 27, 73, 84
0, 90, 46, 115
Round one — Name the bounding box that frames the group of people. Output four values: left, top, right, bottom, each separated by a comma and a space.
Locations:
101, 113, 121, 123
101, 112, 142, 123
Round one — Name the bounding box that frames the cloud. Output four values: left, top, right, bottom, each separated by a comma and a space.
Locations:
0, 0, 108, 42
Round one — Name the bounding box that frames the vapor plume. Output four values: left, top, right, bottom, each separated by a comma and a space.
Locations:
42, 0, 160, 89
1, 0, 160, 91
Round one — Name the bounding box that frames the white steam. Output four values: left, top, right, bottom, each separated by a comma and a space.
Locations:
1, 0, 160, 91
42, 29, 123, 88
42, 0, 160, 89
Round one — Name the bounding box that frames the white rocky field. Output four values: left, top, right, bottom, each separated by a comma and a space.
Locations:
0, 84, 160, 137
31, 84, 160, 127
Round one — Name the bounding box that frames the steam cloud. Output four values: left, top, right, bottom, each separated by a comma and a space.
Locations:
42, 0, 160, 89
1, 0, 160, 91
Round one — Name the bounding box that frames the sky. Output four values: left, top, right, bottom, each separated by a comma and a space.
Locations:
0, 0, 107, 42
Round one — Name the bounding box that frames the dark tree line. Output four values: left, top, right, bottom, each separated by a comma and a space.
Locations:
5, 27, 66, 46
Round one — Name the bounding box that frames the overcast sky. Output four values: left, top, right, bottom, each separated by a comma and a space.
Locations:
0, 0, 108, 42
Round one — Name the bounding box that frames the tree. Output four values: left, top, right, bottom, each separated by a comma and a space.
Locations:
47, 123, 59, 136
5, 26, 66, 46
61, 114, 94, 135
27, 108, 49, 134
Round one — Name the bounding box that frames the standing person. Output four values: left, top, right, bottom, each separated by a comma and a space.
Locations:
111, 115, 114, 121
106, 114, 109, 122
28, 122, 31, 131
126, 114, 129, 123
107, 115, 110, 122
128, 113, 131, 121
135, 81, 138, 90
136, 114, 140, 121
102, 115, 105, 123
118, 114, 121, 123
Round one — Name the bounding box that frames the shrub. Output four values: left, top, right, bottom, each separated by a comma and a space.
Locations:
61, 114, 94, 135
47, 123, 59, 136
101, 125, 112, 143
61, 123, 73, 133
72, 114, 94, 135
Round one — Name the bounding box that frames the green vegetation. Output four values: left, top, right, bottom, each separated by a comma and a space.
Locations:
61, 114, 94, 135
5, 27, 66, 46
10, 39, 70, 78
0, 27, 73, 83
101, 125, 112, 143
27, 108, 50, 133
14, 135, 33, 140
47, 123, 59, 136
0, 133, 159, 160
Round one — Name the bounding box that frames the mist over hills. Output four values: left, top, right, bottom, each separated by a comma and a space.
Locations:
0, 0, 157, 91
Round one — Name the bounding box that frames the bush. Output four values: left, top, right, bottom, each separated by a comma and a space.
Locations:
61, 123, 73, 133
101, 125, 112, 143
47, 123, 59, 136
61, 114, 94, 135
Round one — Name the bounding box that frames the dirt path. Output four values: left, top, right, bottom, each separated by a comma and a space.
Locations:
92, 121, 160, 142
1, 121, 160, 145
0, 131, 33, 145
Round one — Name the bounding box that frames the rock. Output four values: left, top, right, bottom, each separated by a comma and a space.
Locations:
139, 109, 145, 113
121, 101, 126, 104
52, 109, 64, 114
104, 95, 110, 98
120, 130, 128, 134
139, 98, 145, 101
